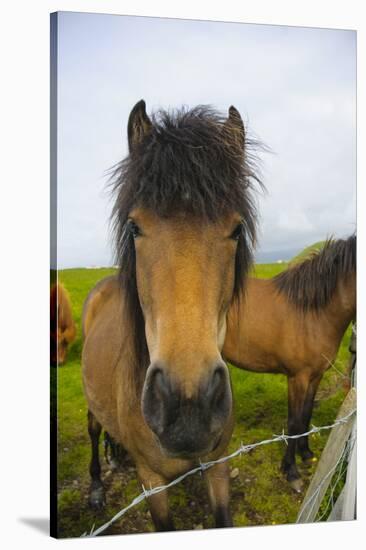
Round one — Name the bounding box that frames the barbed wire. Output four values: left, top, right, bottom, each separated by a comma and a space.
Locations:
82, 407, 356, 537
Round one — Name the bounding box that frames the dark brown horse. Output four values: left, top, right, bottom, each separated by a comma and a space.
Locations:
223, 236, 356, 491
82, 101, 261, 531
50, 283, 76, 366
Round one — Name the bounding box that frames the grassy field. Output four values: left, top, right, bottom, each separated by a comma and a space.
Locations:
56, 263, 352, 538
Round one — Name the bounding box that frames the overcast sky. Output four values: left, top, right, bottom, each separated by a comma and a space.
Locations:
56, 12, 356, 268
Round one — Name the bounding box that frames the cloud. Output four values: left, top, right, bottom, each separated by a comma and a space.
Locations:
56, 13, 356, 267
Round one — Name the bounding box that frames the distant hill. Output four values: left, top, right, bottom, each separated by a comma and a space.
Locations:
255, 247, 301, 264
291, 241, 325, 262
255, 242, 326, 264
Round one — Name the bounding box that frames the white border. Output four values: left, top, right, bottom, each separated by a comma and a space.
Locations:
1, 1, 364, 549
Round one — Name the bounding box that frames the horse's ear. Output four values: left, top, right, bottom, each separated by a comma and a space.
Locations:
128, 100, 153, 151
224, 105, 245, 152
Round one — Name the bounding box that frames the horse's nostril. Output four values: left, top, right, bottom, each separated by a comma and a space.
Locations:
151, 368, 170, 399
208, 365, 224, 393
207, 364, 230, 411
142, 364, 172, 435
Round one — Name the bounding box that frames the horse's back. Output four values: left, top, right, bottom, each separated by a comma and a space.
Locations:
82, 274, 119, 338
82, 274, 125, 437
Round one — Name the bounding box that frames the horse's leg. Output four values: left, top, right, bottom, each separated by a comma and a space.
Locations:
104, 431, 128, 470
297, 373, 323, 462
87, 410, 105, 509
204, 461, 233, 528
137, 465, 175, 532
281, 374, 308, 492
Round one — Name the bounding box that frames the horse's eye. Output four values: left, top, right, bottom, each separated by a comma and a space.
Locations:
128, 220, 141, 238
230, 223, 243, 241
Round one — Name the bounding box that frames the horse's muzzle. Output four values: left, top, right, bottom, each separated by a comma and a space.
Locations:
141, 361, 232, 458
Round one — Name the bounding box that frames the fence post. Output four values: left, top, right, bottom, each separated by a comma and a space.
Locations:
341, 421, 356, 520
296, 387, 356, 523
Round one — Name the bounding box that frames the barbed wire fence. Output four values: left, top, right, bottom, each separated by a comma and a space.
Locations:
82, 406, 356, 537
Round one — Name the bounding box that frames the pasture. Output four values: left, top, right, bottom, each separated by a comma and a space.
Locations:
56, 262, 352, 537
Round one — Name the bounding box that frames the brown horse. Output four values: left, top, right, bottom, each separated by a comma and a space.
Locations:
50, 283, 76, 366
82, 101, 261, 531
223, 235, 356, 491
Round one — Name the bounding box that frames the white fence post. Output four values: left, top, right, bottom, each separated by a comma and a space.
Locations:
296, 388, 356, 523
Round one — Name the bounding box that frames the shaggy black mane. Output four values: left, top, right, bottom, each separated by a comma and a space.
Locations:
274, 235, 356, 312
110, 105, 263, 383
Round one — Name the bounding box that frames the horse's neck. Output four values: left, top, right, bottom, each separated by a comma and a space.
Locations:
325, 274, 356, 333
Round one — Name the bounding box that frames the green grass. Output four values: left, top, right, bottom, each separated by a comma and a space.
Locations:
250, 262, 288, 278
55, 264, 352, 537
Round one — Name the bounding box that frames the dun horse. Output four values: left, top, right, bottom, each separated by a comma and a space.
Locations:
223, 235, 356, 491
50, 283, 76, 366
82, 101, 261, 531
